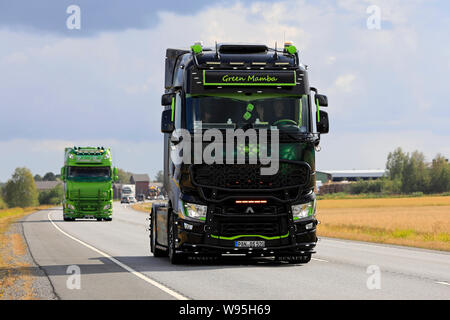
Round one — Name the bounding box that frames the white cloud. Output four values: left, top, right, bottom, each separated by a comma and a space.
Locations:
334, 74, 356, 93
0, 0, 448, 180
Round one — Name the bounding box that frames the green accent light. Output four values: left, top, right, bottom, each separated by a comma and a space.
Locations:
171, 97, 175, 122
210, 232, 290, 241
243, 111, 252, 120
316, 98, 320, 123
299, 99, 302, 125
286, 45, 297, 55
247, 103, 254, 112
191, 44, 202, 54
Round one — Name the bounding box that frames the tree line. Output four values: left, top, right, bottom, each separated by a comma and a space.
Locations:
347, 148, 450, 195
1, 148, 448, 209
0, 167, 162, 209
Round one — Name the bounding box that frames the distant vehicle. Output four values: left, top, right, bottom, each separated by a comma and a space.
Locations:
157, 195, 165, 200
136, 194, 145, 202
121, 196, 130, 204
61, 146, 117, 222
129, 196, 136, 203
121, 184, 136, 199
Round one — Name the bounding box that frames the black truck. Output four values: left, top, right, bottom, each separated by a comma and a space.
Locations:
150, 42, 329, 264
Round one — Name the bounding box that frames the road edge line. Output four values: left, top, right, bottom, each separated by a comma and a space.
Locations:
47, 212, 188, 300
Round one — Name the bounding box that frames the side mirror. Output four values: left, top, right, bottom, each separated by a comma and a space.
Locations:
113, 167, 118, 182
60, 167, 66, 181
315, 94, 328, 107
316, 111, 329, 134
161, 93, 175, 106
161, 109, 174, 133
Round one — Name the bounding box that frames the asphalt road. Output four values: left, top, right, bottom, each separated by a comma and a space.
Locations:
22, 203, 450, 300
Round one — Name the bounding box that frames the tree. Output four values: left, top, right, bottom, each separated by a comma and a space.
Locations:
401, 151, 429, 193
0, 186, 7, 209
429, 154, 450, 193
34, 174, 43, 181
38, 184, 64, 205
386, 148, 408, 180
154, 170, 164, 183
43, 172, 56, 181
117, 168, 132, 184
3, 167, 38, 208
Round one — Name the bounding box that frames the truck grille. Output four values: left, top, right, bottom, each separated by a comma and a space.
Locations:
220, 222, 279, 236
191, 161, 309, 190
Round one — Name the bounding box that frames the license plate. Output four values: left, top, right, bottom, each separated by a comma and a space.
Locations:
235, 241, 265, 248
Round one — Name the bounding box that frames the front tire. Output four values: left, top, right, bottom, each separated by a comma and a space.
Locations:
168, 213, 184, 264
151, 209, 167, 257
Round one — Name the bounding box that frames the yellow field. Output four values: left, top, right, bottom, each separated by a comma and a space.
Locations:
0, 206, 51, 299
317, 196, 450, 251
132, 201, 166, 213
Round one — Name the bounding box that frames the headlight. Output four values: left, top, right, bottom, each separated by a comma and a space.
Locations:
103, 203, 111, 210
292, 200, 315, 221
67, 204, 75, 210
183, 202, 207, 220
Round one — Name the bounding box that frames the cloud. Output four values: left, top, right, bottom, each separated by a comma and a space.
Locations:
0, 0, 449, 179
334, 74, 356, 93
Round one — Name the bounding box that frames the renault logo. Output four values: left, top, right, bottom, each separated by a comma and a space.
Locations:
245, 207, 255, 214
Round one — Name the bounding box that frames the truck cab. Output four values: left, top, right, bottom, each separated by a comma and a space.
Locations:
61, 146, 118, 221
150, 43, 329, 264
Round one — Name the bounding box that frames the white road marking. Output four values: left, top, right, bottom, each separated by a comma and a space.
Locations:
48, 212, 188, 300
435, 281, 450, 286
312, 257, 329, 263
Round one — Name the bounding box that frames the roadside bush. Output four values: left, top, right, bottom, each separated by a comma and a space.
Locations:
3, 167, 38, 208
348, 179, 384, 194
0, 194, 7, 209
38, 185, 64, 205
380, 179, 402, 194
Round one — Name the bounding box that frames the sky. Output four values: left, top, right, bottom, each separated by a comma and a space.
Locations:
0, 0, 449, 182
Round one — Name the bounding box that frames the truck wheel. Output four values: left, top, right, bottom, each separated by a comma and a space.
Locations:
104, 218, 112, 221
97, 218, 102, 221
168, 213, 185, 264
151, 209, 167, 257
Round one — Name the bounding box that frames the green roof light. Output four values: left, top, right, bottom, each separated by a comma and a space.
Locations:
286, 45, 297, 55
191, 44, 203, 54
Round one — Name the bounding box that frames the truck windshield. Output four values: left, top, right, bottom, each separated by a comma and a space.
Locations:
185, 95, 310, 132
67, 167, 111, 182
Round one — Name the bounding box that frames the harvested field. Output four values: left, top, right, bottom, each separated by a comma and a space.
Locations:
317, 196, 450, 251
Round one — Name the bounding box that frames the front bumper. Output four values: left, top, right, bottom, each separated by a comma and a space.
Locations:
63, 201, 112, 218
175, 217, 317, 256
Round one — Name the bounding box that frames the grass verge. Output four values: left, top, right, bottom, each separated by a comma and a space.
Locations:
0, 206, 51, 299
132, 201, 165, 213
317, 196, 450, 251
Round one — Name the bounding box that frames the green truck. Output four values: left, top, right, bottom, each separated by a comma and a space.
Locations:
61, 146, 118, 221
